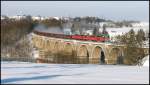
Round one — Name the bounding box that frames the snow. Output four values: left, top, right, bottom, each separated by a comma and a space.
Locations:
1, 61, 149, 84
142, 55, 149, 67
33, 50, 39, 58
107, 26, 149, 37
132, 22, 149, 27
53, 17, 60, 20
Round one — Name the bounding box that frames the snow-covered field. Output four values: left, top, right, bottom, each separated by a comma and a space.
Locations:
1, 61, 149, 84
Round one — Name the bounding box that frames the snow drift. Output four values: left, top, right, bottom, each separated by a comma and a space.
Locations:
142, 55, 149, 67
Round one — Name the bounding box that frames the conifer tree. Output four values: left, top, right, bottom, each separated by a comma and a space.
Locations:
136, 29, 145, 47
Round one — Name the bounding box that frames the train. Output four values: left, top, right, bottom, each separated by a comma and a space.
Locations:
33, 30, 110, 42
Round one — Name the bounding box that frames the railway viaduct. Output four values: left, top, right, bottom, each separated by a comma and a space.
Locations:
31, 33, 149, 64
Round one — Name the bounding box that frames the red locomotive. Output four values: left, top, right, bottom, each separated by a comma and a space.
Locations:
33, 30, 110, 42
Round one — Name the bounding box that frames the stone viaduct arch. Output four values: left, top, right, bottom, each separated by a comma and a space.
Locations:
77, 45, 89, 63
109, 47, 123, 64
53, 42, 59, 54
90, 46, 105, 64
49, 40, 55, 52
63, 42, 73, 55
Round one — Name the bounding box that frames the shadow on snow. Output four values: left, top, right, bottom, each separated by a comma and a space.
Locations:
1, 73, 87, 84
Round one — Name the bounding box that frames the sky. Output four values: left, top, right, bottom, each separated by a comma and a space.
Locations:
1, 1, 149, 21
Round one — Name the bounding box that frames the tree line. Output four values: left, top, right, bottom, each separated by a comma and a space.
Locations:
1, 17, 63, 58
116, 29, 148, 65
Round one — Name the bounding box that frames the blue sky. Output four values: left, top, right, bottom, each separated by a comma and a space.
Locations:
1, 1, 149, 21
